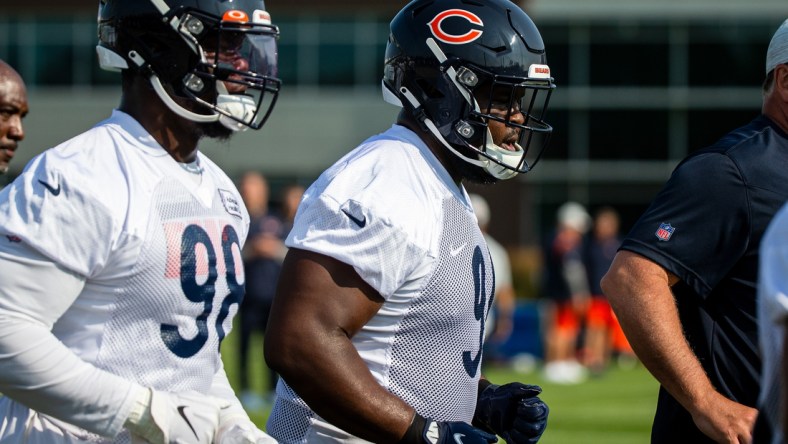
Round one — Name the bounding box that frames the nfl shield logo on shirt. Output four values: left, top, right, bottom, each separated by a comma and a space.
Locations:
655, 223, 675, 241
219, 189, 243, 219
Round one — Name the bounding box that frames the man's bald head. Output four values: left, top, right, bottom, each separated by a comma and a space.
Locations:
0, 60, 23, 84
0, 59, 28, 174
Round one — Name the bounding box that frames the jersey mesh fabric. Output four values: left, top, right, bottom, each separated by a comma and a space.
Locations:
0, 111, 249, 442
267, 125, 493, 442
388, 196, 491, 422
266, 381, 314, 442
93, 176, 244, 392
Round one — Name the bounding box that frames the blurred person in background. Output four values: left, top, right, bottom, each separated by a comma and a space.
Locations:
0, 0, 282, 442
602, 18, 788, 444
279, 183, 305, 235
0, 58, 28, 176
264, 0, 553, 442
469, 193, 517, 366
540, 201, 591, 385
237, 171, 287, 411
580, 206, 633, 375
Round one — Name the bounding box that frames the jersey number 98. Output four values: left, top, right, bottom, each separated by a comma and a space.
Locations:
161, 224, 244, 358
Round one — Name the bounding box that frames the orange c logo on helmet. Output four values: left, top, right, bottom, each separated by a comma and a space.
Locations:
222, 10, 249, 23
428, 9, 483, 44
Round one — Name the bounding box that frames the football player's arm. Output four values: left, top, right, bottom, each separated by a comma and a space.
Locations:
264, 247, 415, 441
601, 250, 756, 444
266, 248, 496, 443
0, 242, 224, 443
0, 242, 142, 437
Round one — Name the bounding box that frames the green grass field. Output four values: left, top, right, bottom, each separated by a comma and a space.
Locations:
222, 330, 659, 444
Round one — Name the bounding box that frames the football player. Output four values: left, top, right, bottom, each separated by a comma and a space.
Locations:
0, 0, 281, 443
264, 0, 553, 443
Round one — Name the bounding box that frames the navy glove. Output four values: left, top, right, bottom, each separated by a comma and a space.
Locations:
399, 412, 498, 444
473, 381, 549, 444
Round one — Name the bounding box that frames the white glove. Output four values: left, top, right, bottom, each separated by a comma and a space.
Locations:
125, 388, 226, 444
215, 404, 277, 444
216, 420, 278, 444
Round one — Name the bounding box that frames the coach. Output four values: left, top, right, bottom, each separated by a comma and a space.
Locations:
601, 18, 788, 444
0, 58, 27, 176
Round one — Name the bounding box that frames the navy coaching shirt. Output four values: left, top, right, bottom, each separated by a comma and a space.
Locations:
619, 114, 788, 443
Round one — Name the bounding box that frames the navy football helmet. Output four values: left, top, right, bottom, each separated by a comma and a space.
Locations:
97, 0, 281, 132
383, 0, 555, 180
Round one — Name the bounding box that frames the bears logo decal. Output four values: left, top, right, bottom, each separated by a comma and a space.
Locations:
427, 9, 484, 45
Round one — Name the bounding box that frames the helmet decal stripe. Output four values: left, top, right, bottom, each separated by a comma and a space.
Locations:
252, 10, 272, 25
529, 64, 551, 79
222, 10, 250, 23
147, 0, 171, 16
427, 9, 484, 45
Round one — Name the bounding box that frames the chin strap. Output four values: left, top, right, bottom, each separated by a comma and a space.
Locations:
398, 85, 486, 168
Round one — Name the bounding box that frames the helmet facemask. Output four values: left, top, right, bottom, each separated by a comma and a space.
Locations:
176, 10, 281, 131
451, 62, 554, 180
97, 3, 281, 132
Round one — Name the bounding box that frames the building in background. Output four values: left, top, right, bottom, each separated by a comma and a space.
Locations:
1, 0, 784, 248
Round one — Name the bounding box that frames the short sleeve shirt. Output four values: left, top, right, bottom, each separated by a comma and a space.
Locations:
267, 125, 495, 443
619, 115, 788, 443
0, 110, 248, 393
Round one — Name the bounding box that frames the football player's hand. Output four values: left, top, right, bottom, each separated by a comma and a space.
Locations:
216, 420, 277, 443
215, 409, 278, 444
125, 388, 225, 443
474, 381, 549, 444
400, 413, 497, 444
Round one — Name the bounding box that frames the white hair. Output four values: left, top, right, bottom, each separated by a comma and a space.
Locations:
557, 201, 591, 234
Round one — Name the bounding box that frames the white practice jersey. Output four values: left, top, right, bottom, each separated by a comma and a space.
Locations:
758, 201, 788, 444
267, 125, 495, 443
0, 110, 249, 442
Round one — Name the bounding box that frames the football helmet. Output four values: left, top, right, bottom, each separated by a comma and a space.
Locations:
97, 0, 281, 132
383, 0, 555, 180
